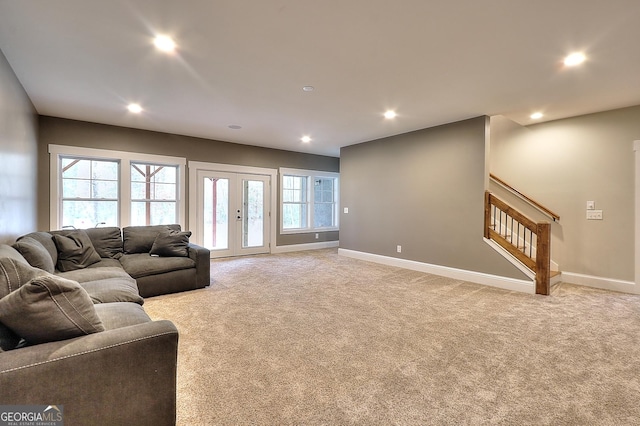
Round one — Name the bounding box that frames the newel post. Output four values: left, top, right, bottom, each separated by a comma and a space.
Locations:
484, 191, 491, 239
535, 222, 551, 295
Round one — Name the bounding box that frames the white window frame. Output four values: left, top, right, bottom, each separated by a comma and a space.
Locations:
279, 167, 339, 234
49, 145, 186, 230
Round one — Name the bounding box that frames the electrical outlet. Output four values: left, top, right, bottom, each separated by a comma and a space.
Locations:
586, 210, 603, 220
397, 245, 402, 253
586, 201, 595, 210
315, 233, 319, 239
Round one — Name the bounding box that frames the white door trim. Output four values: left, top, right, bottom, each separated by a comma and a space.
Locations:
188, 161, 277, 255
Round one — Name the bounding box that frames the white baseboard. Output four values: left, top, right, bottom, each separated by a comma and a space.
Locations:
561, 272, 638, 294
338, 248, 535, 294
272, 240, 339, 254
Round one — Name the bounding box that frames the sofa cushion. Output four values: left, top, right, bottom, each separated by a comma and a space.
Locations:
150, 230, 192, 257
18, 232, 58, 266
86, 258, 123, 269
94, 302, 151, 330
0, 257, 47, 299
119, 253, 195, 279
53, 230, 102, 272
123, 224, 181, 254
12, 237, 55, 273
81, 277, 144, 305
84, 227, 124, 259
0, 275, 104, 345
56, 265, 132, 284
0, 245, 31, 264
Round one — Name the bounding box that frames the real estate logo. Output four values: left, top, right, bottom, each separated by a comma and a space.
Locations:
0, 405, 63, 426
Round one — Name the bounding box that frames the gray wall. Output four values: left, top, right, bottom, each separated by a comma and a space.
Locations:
38, 116, 339, 246
0, 49, 38, 243
340, 116, 527, 280
490, 106, 640, 281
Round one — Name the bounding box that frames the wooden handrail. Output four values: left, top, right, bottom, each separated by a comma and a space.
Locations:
485, 191, 551, 295
490, 174, 560, 222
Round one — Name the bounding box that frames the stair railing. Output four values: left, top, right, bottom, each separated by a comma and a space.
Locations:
484, 191, 551, 295
490, 174, 560, 222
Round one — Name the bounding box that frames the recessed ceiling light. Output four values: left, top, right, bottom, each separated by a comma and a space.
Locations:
564, 52, 586, 67
384, 110, 396, 119
127, 103, 142, 113
154, 35, 176, 52
228, 125, 242, 130
302, 86, 314, 92
530, 112, 543, 120
301, 136, 311, 143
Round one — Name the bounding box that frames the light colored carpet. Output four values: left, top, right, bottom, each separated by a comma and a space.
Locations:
143, 249, 640, 425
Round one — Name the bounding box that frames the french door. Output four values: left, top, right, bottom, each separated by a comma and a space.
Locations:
197, 170, 270, 258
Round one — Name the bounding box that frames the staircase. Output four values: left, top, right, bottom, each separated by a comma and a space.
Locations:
484, 175, 560, 295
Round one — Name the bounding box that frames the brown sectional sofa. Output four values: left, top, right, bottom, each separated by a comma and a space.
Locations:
0, 224, 211, 425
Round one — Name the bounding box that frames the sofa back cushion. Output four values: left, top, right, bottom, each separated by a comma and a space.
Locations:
123, 224, 181, 254
18, 232, 58, 265
12, 237, 55, 273
84, 227, 124, 259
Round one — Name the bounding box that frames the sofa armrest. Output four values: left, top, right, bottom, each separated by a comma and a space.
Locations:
0, 320, 178, 426
188, 242, 210, 289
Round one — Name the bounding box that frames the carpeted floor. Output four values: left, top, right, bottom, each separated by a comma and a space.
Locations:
143, 248, 640, 425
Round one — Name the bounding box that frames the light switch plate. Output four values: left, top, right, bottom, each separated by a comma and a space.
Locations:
586, 210, 603, 220
586, 201, 595, 210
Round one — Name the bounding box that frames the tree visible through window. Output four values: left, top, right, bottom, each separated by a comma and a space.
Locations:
131, 163, 178, 225
61, 157, 119, 228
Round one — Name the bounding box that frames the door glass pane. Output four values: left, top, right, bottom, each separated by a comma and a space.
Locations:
203, 177, 229, 250
243, 180, 264, 248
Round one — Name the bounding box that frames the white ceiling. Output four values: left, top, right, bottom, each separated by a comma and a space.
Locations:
1, 1, 639, 157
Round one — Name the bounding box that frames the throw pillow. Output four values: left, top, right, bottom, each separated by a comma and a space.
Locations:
123, 224, 181, 254
12, 237, 56, 273
0, 257, 47, 299
0, 257, 46, 350
52, 230, 102, 272
0, 275, 104, 345
150, 230, 192, 257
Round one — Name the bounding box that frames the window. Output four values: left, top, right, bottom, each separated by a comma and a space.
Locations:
282, 175, 308, 229
314, 177, 337, 228
280, 168, 339, 233
61, 157, 119, 228
50, 145, 186, 230
131, 163, 178, 225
